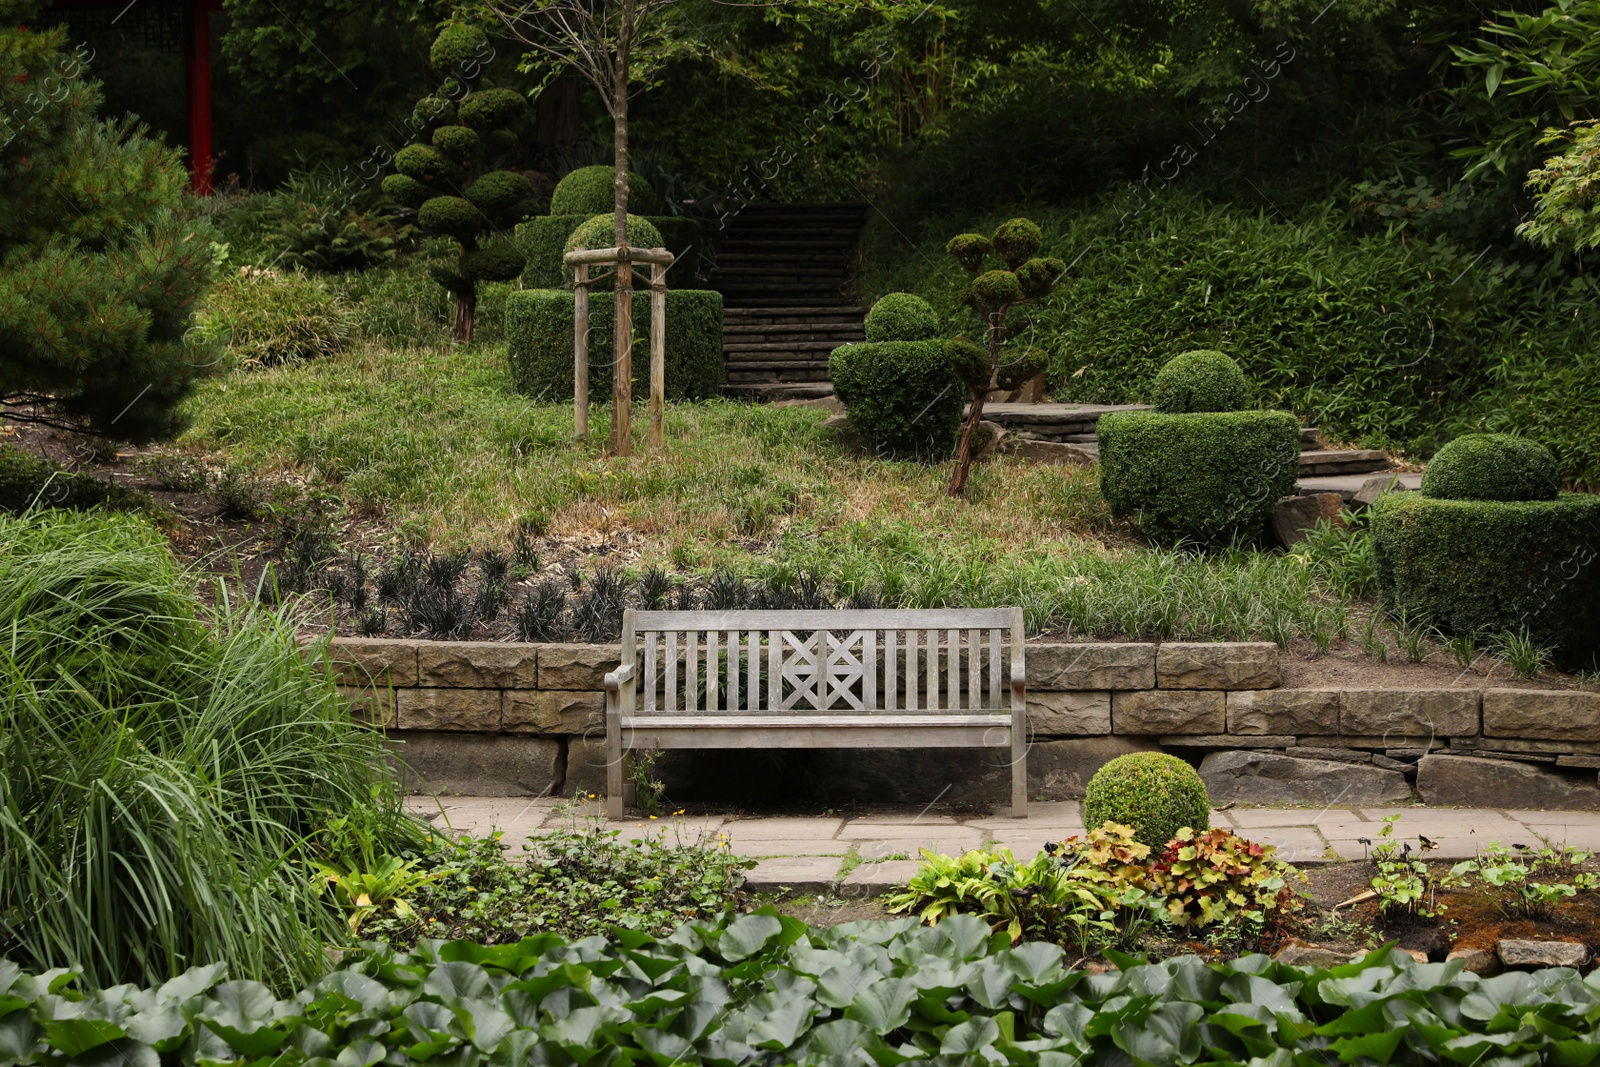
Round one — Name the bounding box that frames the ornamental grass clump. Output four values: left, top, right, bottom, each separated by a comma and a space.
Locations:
1082, 752, 1211, 849
0, 510, 424, 991
1373, 432, 1600, 670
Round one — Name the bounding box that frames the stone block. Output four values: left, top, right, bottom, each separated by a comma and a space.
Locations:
1453, 736, 1600, 755
1498, 939, 1589, 969
504, 690, 604, 734
1029, 644, 1155, 691
1483, 690, 1600, 742
1229, 690, 1339, 735
388, 731, 561, 796
840, 860, 923, 898
416, 642, 537, 688
1274, 943, 1359, 967
1285, 746, 1370, 764
1027, 691, 1110, 735
561, 737, 611, 798
1416, 755, 1600, 810
1295, 735, 1443, 751
1159, 735, 1295, 748
1339, 690, 1479, 738
1112, 690, 1225, 735
538, 643, 620, 691
997, 439, 1096, 467
396, 687, 502, 731
745, 857, 842, 896
339, 685, 398, 728
324, 637, 419, 687
1446, 948, 1498, 975
1274, 492, 1344, 549
1157, 643, 1280, 690
1200, 751, 1413, 806
1029, 737, 1161, 799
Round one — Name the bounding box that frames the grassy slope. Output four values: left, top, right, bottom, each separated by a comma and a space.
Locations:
176, 337, 1346, 641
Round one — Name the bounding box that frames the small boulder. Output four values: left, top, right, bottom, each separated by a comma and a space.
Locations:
1201, 751, 1413, 806
1497, 939, 1589, 969
975, 420, 1008, 459
822, 414, 866, 457
1417, 755, 1600, 810
997, 438, 1096, 467
1353, 473, 1417, 509
1446, 947, 1499, 976
1274, 492, 1345, 549
1274, 942, 1358, 968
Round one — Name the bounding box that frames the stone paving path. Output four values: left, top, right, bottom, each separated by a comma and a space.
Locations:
408, 797, 1600, 897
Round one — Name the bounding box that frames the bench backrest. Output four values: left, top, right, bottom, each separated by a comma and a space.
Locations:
621, 608, 1024, 714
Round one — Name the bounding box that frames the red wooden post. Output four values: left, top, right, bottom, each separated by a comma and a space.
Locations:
185, 0, 214, 193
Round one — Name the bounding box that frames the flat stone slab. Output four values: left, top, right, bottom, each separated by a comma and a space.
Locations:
1201, 751, 1412, 806
840, 860, 923, 898
1296, 472, 1422, 500
744, 857, 842, 896
1417, 755, 1600, 810
1274, 943, 1359, 967
1498, 939, 1589, 969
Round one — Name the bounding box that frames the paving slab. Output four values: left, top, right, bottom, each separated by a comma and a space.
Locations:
1243, 827, 1330, 864
409, 796, 560, 841
1358, 807, 1521, 825
1506, 810, 1600, 827
721, 817, 844, 838
730, 839, 853, 857
986, 831, 1086, 857
838, 821, 984, 841
841, 861, 923, 898
1222, 807, 1336, 828
1517, 824, 1600, 850
744, 857, 842, 896
852, 831, 985, 858
842, 813, 967, 827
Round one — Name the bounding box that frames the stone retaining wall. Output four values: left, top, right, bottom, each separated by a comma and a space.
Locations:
324, 637, 1600, 808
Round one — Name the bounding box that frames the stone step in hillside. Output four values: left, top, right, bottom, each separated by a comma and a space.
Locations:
721, 305, 865, 395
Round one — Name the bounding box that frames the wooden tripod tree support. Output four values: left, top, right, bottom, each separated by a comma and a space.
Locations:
565, 245, 675, 456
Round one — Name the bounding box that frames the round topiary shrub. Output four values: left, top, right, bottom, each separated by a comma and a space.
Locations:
1420, 433, 1561, 502
1152, 350, 1252, 413
563, 214, 665, 290
829, 340, 964, 460
864, 293, 938, 343
1082, 752, 1211, 849
550, 165, 661, 217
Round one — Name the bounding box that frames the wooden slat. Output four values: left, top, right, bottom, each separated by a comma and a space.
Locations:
726, 630, 738, 713
968, 628, 980, 710
633, 608, 1016, 630
948, 629, 960, 711
747, 631, 759, 711
686, 632, 699, 712
885, 629, 897, 711
926, 629, 939, 710
863, 629, 877, 710
626, 724, 1008, 750
626, 713, 1010, 728
643, 632, 657, 713
706, 630, 718, 712
768, 628, 781, 710
903, 629, 918, 711
988, 629, 1001, 707
665, 631, 678, 712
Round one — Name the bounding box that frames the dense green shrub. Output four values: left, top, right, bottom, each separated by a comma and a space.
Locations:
506, 288, 724, 402
1420, 433, 1561, 501
1083, 752, 1211, 848
549, 165, 661, 217
193, 268, 353, 367
864, 292, 939, 342
1372, 491, 1600, 669
0, 510, 422, 990
518, 214, 705, 288
1152, 351, 1252, 413
12, 919, 1588, 1067
0, 446, 151, 515
1098, 410, 1301, 547
829, 340, 964, 460
860, 192, 1600, 463
563, 214, 666, 290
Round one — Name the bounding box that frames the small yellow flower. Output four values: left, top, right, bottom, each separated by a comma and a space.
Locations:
649, 815, 657, 820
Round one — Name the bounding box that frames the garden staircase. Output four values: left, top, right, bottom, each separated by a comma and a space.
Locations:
709, 203, 872, 400
979, 403, 1410, 497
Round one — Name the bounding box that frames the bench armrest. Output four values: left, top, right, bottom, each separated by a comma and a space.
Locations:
1010, 663, 1026, 687
603, 663, 635, 694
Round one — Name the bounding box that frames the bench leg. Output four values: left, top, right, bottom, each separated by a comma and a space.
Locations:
1011, 724, 1028, 818
606, 697, 624, 820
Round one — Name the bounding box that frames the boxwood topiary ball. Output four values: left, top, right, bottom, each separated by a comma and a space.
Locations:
991, 217, 1043, 270
550, 165, 661, 217
1420, 433, 1560, 502
864, 293, 939, 342
417, 195, 481, 243
1152, 350, 1252, 413
458, 88, 526, 131
1082, 752, 1211, 848
563, 214, 665, 290
429, 22, 489, 74
465, 170, 535, 220
460, 239, 526, 283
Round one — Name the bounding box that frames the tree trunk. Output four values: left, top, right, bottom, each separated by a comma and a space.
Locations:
946, 310, 1004, 497
610, 0, 635, 457
452, 288, 476, 345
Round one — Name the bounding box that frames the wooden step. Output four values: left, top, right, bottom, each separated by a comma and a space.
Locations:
723, 339, 845, 354
723, 381, 836, 400
1298, 449, 1391, 477
723, 323, 863, 338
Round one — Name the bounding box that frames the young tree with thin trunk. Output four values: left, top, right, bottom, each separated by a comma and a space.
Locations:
943, 218, 1064, 497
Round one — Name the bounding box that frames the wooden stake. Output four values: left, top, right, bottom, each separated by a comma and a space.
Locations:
574, 264, 589, 442
613, 253, 633, 457
649, 261, 666, 450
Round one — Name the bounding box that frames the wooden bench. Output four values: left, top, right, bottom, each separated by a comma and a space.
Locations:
602, 608, 1027, 818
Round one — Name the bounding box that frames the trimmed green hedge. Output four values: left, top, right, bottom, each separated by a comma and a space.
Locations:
549, 165, 661, 216
1372, 491, 1600, 669
506, 288, 724, 402
1098, 410, 1301, 547
9, 914, 1600, 1066
517, 215, 705, 288
1420, 433, 1561, 502
829, 340, 964, 460
864, 292, 939, 342
1083, 752, 1211, 848
1152, 350, 1251, 413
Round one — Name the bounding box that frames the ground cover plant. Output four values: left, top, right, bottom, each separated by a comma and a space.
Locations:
11, 911, 1597, 1067
0, 509, 424, 992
